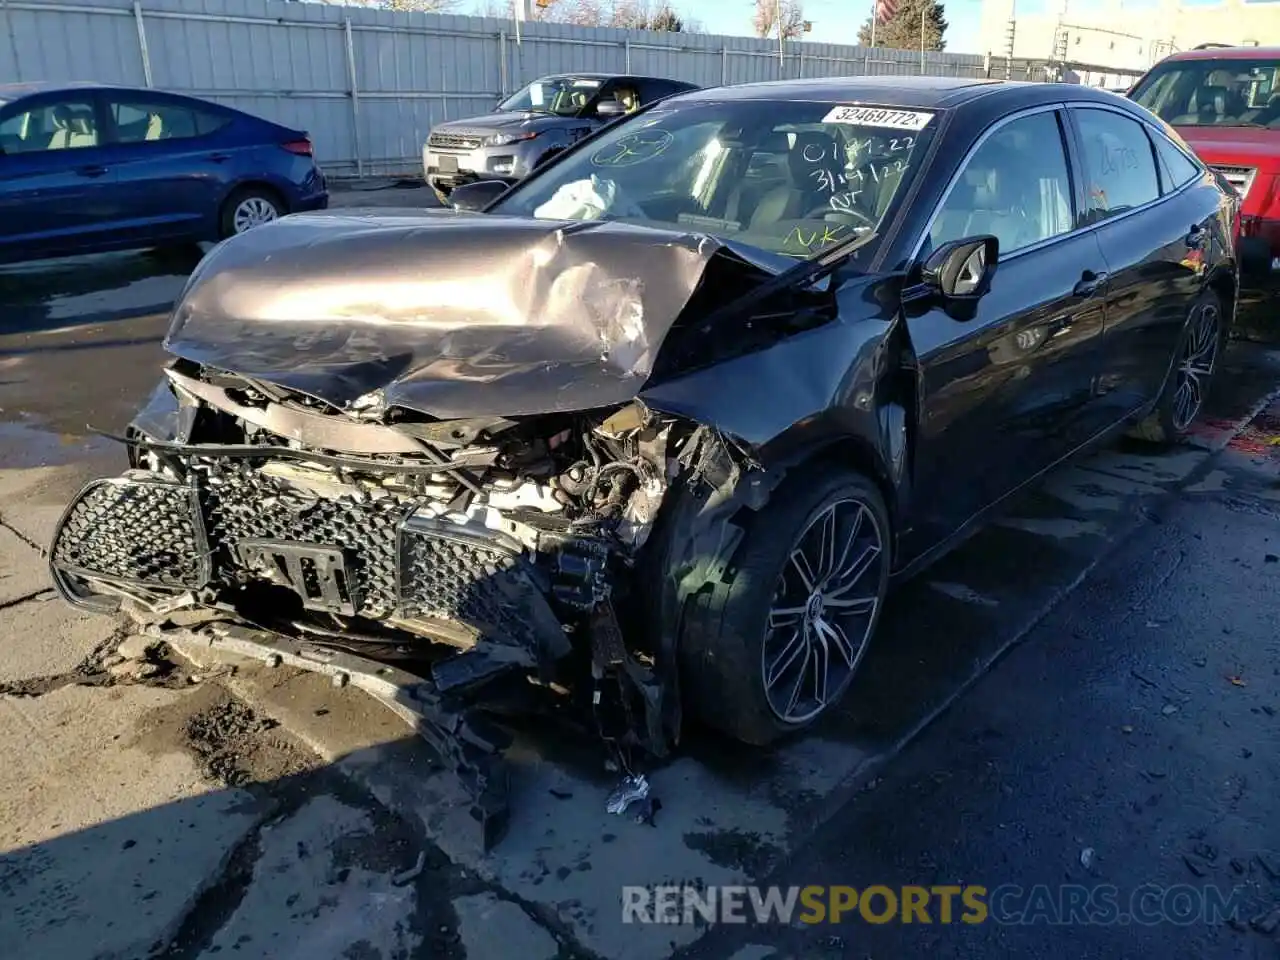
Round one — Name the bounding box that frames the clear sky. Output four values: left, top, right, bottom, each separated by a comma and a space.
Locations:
681, 0, 1231, 55
462, 0, 1245, 57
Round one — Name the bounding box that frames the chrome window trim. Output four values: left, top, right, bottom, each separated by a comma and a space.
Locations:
907, 99, 1203, 268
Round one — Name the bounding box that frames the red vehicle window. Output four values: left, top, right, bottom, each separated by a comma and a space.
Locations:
1131, 57, 1280, 128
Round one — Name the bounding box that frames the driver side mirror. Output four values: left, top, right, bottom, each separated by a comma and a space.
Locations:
449, 178, 512, 212
905, 235, 999, 319
595, 98, 626, 119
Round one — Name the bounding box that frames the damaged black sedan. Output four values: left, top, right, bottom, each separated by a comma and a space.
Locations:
50, 77, 1238, 838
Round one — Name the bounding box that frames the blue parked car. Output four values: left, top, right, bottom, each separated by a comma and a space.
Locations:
0, 82, 328, 263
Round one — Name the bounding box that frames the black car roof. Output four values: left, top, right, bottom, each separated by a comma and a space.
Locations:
538, 73, 697, 87
674, 76, 1125, 111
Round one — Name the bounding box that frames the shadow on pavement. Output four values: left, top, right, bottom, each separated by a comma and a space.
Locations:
0, 686, 476, 960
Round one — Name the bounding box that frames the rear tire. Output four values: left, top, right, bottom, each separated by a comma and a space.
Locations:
678, 467, 891, 746
1128, 289, 1224, 444
219, 186, 284, 239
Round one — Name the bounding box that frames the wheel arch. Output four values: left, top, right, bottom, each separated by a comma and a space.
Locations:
220, 179, 289, 213
1204, 263, 1237, 336
763, 432, 901, 556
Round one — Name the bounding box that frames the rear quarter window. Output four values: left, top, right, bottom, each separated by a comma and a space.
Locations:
1151, 130, 1201, 192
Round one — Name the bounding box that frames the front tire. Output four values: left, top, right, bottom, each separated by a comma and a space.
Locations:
1128, 289, 1224, 444
679, 468, 891, 746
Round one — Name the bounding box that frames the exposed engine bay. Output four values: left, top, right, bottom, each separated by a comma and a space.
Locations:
50, 360, 759, 848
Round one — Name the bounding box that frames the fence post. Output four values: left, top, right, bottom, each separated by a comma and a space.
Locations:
441, 55, 449, 121
2, 0, 21, 81
133, 0, 153, 87
721, 45, 727, 85
498, 32, 508, 95
343, 17, 364, 178
624, 37, 631, 73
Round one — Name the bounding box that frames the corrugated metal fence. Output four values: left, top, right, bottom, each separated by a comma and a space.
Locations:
1, 0, 1064, 176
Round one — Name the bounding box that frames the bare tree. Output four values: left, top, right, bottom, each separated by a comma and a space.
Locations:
529, 0, 691, 30
752, 0, 805, 40
381, 0, 460, 12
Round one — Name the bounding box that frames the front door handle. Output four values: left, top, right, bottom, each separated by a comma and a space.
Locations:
207, 152, 231, 163
1073, 269, 1109, 297
1046, 313, 1078, 337
76, 165, 108, 178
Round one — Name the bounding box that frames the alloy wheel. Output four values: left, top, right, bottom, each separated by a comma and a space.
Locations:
761, 497, 885, 724
232, 197, 280, 233
1172, 302, 1221, 431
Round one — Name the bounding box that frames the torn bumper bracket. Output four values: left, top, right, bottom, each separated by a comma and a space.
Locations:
154, 620, 512, 852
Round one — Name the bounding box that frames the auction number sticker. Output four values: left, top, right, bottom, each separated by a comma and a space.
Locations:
822, 106, 935, 130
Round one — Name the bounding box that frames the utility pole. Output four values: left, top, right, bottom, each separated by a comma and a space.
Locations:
1004, 0, 1017, 80
776, 0, 784, 69
870, 0, 877, 48
920, 7, 926, 69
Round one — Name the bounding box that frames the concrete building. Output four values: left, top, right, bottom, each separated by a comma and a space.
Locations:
977, 0, 1280, 78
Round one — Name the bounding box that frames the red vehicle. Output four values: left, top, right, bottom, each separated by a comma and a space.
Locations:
1129, 45, 1280, 287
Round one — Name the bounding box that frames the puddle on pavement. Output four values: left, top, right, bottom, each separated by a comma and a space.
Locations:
0, 246, 203, 334
0, 418, 118, 469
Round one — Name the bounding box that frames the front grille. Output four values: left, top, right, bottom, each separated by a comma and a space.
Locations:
195, 459, 407, 619
51, 477, 210, 588
1210, 164, 1257, 200
399, 518, 556, 653
52, 460, 566, 650
428, 132, 482, 151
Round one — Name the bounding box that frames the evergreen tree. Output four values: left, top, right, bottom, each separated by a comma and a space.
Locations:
857, 0, 947, 51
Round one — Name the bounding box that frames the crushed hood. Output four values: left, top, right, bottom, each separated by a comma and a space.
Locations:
165, 210, 784, 420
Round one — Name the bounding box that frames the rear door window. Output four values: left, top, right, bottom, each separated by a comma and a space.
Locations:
109, 97, 228, 143
1073, 107, 1161, 222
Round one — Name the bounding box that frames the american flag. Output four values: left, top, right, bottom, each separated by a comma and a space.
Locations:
875, 0, 898, 22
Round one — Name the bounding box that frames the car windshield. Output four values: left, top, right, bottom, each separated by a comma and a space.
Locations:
1131, 57, 1280, 128
490, 99, 936, 259
496, 77, 604, 117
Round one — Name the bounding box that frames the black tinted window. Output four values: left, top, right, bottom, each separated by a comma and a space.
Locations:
929, 110, 1074, 255
110, 98, 226, 143
1075, 108, 1160, 221
1152, 131, 1201, 192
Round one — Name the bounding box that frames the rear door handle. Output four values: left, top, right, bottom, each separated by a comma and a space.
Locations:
208, 152, 231, 163
1073, 269, 1109, 297
76, 165, 108, 178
